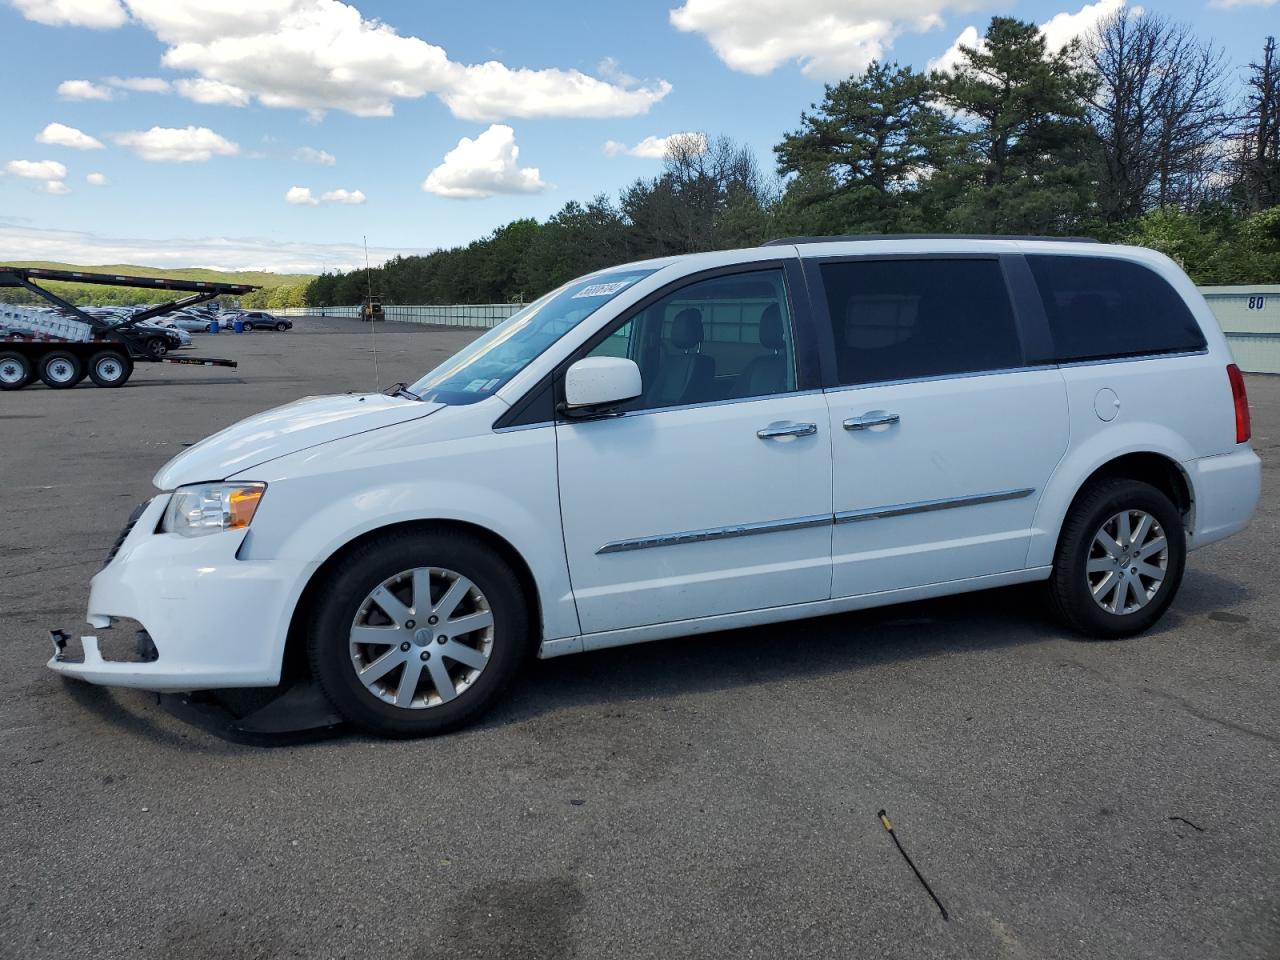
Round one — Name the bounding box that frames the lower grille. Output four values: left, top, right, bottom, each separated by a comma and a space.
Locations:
103, 499, 151, 568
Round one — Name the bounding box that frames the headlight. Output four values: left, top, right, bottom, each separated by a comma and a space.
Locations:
162, 483, 266, 538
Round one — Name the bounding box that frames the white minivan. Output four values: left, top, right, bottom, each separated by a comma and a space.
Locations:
49, 237, 1261, 737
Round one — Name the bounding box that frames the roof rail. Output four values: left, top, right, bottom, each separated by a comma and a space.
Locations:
760, 234, 1101, 246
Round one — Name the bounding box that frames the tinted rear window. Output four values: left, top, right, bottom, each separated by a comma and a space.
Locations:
819, 258, 1022, 385
1027, 255, 1206, 362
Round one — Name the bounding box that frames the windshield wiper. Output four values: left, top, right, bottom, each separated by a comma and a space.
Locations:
383, 382, 422, 401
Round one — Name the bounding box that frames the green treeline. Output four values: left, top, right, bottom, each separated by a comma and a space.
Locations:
313, 15, 1280, 308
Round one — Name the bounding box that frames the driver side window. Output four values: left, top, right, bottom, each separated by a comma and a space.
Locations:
584, 269, 796, 413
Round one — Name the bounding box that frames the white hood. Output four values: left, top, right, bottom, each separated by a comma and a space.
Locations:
153, 393, 442, 489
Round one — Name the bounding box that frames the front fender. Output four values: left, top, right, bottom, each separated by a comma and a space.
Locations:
233, 419, 579, 658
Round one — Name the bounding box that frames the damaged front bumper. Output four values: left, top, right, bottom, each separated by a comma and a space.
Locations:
46, 494, 311, 692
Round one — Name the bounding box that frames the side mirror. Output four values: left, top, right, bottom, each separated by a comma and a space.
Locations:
562, 357, 642, 417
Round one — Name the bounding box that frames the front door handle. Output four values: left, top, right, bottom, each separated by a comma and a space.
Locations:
843, 411, 900, 431
757, 421, 817, 440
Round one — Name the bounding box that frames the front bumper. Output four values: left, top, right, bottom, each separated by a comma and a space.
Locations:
46, 495, 312, 692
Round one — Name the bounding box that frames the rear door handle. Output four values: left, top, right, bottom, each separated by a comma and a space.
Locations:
843, 411, 900, 431
757, 421, 817, 440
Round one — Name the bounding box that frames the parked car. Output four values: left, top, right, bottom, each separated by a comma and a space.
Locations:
50, 237, 1261, 738
168, 312, 214, 334
84, 309, 184, 358
146, 319, 194, 347
242, 311, 292, 332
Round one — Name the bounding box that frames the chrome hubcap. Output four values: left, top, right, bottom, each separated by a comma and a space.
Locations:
47, 360, 75, 383
1087, 509, 1168, 615
349, 567, 493, 709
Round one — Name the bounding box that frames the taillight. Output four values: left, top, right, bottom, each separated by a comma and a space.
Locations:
1227, 364, 1251, 444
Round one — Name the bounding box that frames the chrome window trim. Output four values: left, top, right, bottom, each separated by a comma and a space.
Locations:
824, 365, 1057, 395
596, 487, 1038, 554
1054, 348, 1208, 369
834, 488, 1035, 524
596, 513, 831, 555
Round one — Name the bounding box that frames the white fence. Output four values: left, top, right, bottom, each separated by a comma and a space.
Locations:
1200, 285, 1280, 375
278, 303, 522, 328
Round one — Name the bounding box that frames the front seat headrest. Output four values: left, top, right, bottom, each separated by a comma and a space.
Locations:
758, 303, 784, 351
670, 308, 704, 350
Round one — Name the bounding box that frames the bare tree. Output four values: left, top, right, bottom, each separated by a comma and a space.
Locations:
1087, 9, 1229, 220
1236, 37, 1280, 211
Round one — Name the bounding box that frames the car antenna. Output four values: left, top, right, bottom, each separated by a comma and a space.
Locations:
364, 234, 380, 391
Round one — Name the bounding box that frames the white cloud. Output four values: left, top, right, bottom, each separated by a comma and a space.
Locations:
320, 188, 365, 204
6, 160, 69, 180
11, 0, 125, 28
0, 221, 425, 273
931, 0, 1126, 75
43, 180, 72, 195
86, 172, 108, 185
57, 79, 114, 100
105, 75, 172, 92
35, 122, 104, 150
287, 185, 366, 205
927, 24, 980, 73
285, 186, 319, 205
174, 77, 251, 106
17, 0, 672, 121
440, 62, 671, 122
603, 132, 708, 159
422, 124, 547, 200
112, 126, 240, 162
1039, 0, 1125, 52
295, 146, 336, 165
669, 0, 965, 80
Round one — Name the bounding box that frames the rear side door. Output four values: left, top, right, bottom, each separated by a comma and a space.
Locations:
555, 261, 834, 636
807, 254, 1070, 598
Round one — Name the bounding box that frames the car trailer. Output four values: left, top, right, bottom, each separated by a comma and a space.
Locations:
0, 266, 257, 390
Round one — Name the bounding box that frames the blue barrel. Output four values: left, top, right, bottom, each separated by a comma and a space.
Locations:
232, 319, 244, 333
208, 321, 218, 334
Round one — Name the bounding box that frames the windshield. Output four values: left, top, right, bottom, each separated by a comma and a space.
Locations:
408, 268, 658, 404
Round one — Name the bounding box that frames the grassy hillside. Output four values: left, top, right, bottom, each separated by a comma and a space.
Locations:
0, 261, 313, 308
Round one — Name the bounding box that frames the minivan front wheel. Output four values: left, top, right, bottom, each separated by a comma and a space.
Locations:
1047, 478, 1186, 639
307, 530, 528, 737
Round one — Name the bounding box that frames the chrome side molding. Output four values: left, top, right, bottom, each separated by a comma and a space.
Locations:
597, 487, 1036, 554
834, 488, 1035, 524
596, 514, 831, 555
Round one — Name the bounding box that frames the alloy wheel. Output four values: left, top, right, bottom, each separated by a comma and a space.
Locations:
1086, 509, 1168, 615
349, 566, 494, 709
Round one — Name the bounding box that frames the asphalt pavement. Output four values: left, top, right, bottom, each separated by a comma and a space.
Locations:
2, 316, 1277, 960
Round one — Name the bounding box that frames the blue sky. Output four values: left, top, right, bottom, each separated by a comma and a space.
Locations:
1, 0, 1276, 273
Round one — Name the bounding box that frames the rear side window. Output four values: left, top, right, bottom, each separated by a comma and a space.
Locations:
1026, 255, 1206, 362
818, 258, 1022, 385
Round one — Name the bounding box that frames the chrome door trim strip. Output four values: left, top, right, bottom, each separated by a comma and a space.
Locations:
596, 513, 831, 555
596, 488, 1037, 554
834, 488, 1035, 524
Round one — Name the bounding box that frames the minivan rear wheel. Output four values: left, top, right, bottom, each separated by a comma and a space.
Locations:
1047, 478, 1185, 639
306, 529, 528, 737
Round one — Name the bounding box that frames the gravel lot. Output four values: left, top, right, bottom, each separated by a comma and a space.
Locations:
2, 317, 1277, 960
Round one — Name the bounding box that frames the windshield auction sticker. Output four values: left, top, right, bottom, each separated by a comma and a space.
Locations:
572, 277, 642, 299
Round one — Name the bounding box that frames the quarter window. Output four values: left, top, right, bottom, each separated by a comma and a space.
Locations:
582, 269, 797, 411
818, 258, 1023, 386
1026, 255, 1206, 362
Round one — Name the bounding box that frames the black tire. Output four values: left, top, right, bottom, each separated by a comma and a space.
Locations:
0, 350, 33, 390
145, 337, 168, 358
39, 350, 83, 389
276, 321, 288, 332
307, 529, 529, 737
87, 350, 132, 387
1046, 478, 1186, 639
